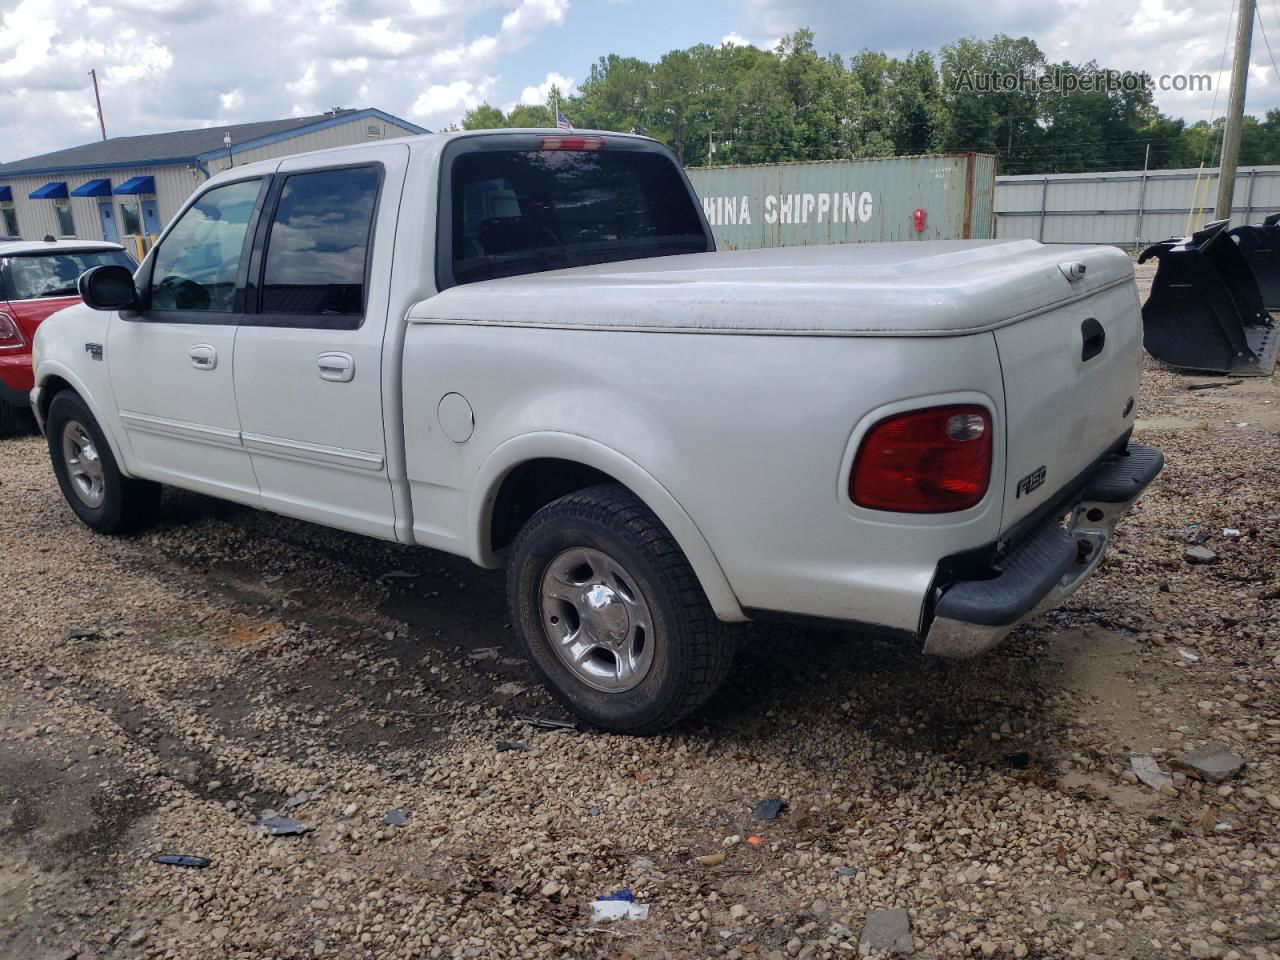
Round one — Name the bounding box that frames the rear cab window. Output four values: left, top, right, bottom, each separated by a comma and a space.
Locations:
1, 249, 135, 301
438, 135, 711, 289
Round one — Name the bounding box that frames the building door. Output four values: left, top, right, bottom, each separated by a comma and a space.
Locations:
97, 201, 119, 243
232, 145, 407, 540
141, 198, 161, 239
107, 177, 267, 503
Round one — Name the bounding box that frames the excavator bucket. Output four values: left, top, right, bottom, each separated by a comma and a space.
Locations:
1138, 219, 1278, 376
1227, 213, 1280, 309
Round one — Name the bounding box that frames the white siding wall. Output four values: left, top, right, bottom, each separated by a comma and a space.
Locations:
1, 114, 422, 244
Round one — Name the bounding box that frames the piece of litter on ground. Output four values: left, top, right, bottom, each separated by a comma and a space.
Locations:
755, 798, 785, 821
382, 808, 410, 826
595, 888, 634, 902
591, 900, 649, 922
468, 647, 502, 661
256, 816, 311, 836
281, 792, 308, 810
859, 908, 914, 956
1184, 545, 1218, 564
695, 851, 726, 866
1178, 648, 1201, 662
515, 714, 577, 730
1130, 755, 1173, 791
496, 741, 529, 752
152, 854, 211, 868
62, 626, 100, 641
1223, 528, 1241, 538
493, 682, 527, 697
1172, 744, 1245, 782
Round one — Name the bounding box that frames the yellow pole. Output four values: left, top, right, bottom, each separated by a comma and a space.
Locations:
1185, 163, 1206, 236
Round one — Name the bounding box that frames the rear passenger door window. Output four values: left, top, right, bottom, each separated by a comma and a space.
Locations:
148, 179, 263, 315
253, 166, 381, 329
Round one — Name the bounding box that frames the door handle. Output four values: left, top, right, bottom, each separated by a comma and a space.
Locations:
189, 344, 217, 370
317, 352, 355, 383
1081, 318, 1106, 362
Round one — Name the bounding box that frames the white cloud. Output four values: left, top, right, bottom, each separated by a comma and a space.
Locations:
517, 70, 577, 106
0, 0, 574, 159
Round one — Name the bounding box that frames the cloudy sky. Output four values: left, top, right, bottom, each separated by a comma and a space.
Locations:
0, 0, 1272, 162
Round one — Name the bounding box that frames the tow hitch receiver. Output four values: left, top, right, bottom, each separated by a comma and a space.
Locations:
1227, 212, 1280, 309
1139, 220, 1278, 376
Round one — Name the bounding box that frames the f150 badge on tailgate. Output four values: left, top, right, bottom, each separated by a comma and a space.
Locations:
1016, 465, 1047, 498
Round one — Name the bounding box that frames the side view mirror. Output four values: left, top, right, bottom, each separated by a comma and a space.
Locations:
78, 264, 140, 311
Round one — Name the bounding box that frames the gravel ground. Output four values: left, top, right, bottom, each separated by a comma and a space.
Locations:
2, 263, 1278, 960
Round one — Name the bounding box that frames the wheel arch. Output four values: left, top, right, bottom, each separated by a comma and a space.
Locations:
36, 365, 133, 476
470, 433, 746, 622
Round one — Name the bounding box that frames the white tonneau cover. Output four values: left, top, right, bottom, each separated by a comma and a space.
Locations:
412, 239, 1135, 337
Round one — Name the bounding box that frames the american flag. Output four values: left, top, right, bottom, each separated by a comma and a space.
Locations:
556, 110, 573, 130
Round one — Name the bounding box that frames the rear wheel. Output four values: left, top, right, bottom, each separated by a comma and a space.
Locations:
46, 391, 160, 534
507, 484, 734, 734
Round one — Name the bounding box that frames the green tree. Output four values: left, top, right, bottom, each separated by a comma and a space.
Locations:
461, 104, 506, 130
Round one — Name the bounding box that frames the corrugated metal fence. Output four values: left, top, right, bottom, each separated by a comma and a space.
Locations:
996, 165, 1280, 247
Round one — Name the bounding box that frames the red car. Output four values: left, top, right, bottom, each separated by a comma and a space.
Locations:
1, 240, 136, 434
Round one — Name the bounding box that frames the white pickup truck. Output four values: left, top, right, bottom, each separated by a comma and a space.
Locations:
32, 130, 1163, 733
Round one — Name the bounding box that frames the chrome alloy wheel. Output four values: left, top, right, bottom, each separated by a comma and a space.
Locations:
539, 547, 656, 693
61, 420, 106, 509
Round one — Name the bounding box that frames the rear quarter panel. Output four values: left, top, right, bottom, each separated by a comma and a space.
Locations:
402, 323, 1008, 633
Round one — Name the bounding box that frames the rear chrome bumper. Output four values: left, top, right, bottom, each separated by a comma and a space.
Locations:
923, 443, 1164, 658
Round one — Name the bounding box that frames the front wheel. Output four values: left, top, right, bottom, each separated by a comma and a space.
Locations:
507, 484, 734, 734
46, 391, 160, 534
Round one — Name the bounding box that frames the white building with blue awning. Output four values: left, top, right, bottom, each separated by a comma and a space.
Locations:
0, 107, 425, 254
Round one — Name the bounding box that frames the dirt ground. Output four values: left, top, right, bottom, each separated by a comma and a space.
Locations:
1, 264, 1278, 960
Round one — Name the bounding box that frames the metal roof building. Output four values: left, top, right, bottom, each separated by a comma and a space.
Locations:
0, 107, 426, 254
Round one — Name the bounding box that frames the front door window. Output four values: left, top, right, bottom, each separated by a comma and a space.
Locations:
148, 179, 261, 314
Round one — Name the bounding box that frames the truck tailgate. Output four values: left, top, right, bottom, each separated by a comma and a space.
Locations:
995, 278, 1144, 530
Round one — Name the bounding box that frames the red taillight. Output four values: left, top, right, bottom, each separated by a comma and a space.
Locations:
538, 135, 605, 151
0, 312, 24, 351
850, 405, 992, 513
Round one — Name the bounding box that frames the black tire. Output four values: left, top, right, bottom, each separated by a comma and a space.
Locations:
46, 390, 160, 534
507, 483, 734, 734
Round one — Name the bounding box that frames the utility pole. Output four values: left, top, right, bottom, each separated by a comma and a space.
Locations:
1216, 0, 1256, 221
89, 69, 107, 141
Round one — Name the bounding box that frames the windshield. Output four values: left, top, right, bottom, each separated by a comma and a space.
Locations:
3, 250, 136, 301
449, 148, 709, 286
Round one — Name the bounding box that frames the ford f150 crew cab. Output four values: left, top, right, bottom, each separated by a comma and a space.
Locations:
31, 130, 1163, 733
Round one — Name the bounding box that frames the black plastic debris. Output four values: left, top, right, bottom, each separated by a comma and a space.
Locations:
754, 798, 785, 821
382, 808, 410, 827
257, 816, 310, 836
496, 741, 529, 752
152, 854, 212, 868
516, 714, 577, 731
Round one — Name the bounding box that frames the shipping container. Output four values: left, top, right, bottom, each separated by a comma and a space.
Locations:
685, 153, 997, 250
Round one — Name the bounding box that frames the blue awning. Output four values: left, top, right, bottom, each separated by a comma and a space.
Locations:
0, 186, 11, 202
114, 176, 155, 195
30, 181, 68, 199
71, 178, 113, 198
